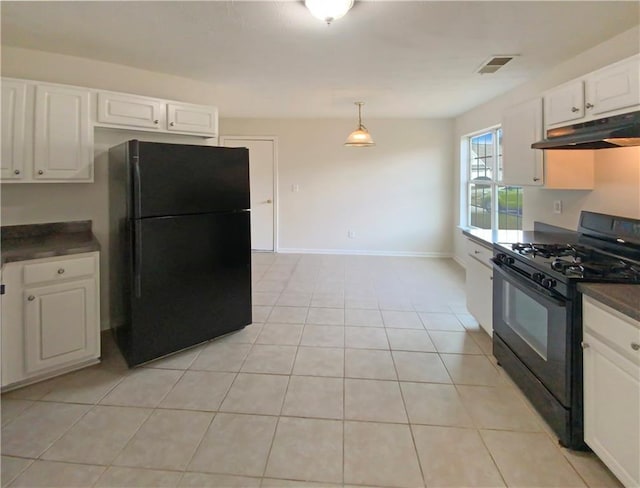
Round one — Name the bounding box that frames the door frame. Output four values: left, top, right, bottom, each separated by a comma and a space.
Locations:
219, 135, 279, 252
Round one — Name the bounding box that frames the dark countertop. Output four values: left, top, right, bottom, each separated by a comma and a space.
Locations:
578, 283, 640, 323
461, 222, 578, 249
1, 221, 100, 265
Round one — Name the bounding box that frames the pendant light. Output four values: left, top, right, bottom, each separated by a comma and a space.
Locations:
305, 0, 354, 25
344, 102, 375, 147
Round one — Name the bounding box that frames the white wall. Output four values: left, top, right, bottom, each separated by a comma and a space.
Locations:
222, 118, 454, 255
1, 46, 455, 328
453, 26, 640, 263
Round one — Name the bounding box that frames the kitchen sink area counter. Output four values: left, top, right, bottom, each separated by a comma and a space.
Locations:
461, 222, 579, 249
1, 220, 100, 265
1, 220, 101, 391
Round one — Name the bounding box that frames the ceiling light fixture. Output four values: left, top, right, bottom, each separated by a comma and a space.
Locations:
344, 102, 375, 147
305, 0, 354, 25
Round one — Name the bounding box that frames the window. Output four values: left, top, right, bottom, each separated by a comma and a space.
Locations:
466, 128, 523, 230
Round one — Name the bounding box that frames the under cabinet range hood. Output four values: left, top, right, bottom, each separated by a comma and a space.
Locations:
532, 111, 640, 150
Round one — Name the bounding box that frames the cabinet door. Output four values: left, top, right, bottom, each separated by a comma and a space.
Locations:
586, 56, 640, 116
1, 80, 27, 180
501, 97, 544, 186
583, 332, 640, 488
97, 92, 164, 130
23, 278, 99, 375
34, 84, 92, 180
465, 255, 493, 336
166, 102, 217, 135
544, 80, 585, 127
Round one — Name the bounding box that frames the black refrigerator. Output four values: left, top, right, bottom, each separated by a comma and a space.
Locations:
108, 140, 252, 366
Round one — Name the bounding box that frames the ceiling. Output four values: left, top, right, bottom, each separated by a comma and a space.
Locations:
2, 1, 639, 118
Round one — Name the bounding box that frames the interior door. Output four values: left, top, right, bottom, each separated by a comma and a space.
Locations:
220, 137, 275, 251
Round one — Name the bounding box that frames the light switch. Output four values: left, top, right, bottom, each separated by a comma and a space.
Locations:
553, 200, 562, 214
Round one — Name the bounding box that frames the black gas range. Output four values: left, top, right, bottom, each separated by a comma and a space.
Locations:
491, 211, 640, 450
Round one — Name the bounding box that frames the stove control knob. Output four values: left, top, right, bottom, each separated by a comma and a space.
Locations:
506, 257, 515, 265
541, 278, 557, 289
532, 273, 544, 282
495, 253, 506, 263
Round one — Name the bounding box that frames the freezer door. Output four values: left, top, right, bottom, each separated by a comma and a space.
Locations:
128, 211, 251, 366
132, 141, 250, 218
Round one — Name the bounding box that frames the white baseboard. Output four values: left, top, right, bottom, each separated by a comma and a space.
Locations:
453, 255, 466, 269
277, 248, 453, 258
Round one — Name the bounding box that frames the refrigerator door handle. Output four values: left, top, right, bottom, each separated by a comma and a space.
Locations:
133, 159, 142, 219
134, 220, 142, 298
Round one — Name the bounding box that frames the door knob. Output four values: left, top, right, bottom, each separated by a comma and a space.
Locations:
265, 199, 273, 204
57, 268, 65, 275
27, 295, 35, 301
631, 342, 640, 351
571, 107, 579, 113
585, 103, 594, 109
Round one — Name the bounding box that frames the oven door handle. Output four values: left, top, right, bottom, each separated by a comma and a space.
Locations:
492, 263, 568, 308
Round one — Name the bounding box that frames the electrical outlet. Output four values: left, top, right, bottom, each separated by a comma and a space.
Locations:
553, 200, 562, 214
347, 230, 355, 239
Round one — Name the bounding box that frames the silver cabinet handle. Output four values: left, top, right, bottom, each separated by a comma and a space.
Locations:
27, 295, 35, 301
631, 343, 640, 351
571, 107, 579, 113
581, 341, 590, 349
14, 169, 20, 175
57, 268, 65, 275
169, 122, 175, 127
153, 119, 159, 124
37, 170, 44, 175
585, 103, 594, 109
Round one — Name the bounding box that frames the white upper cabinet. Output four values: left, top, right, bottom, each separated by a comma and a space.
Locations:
95, 92, 217, 137
167, 102, 217, 135
1, 80, 27, 180
544, 55, 640, 129
586, 56, 640, 116
501, 97, 544, 186
97, 91, 164, 130
544, 81, 585, 127
34, 84, 92, 180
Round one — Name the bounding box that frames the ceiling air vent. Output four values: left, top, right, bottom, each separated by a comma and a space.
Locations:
477, 55, 516, 75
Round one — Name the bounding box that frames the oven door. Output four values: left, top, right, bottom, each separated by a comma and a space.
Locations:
492, 263, 571, 406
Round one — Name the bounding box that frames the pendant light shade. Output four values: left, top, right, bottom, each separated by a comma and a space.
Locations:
305, 0, 354, 24
345, 102, 375, 147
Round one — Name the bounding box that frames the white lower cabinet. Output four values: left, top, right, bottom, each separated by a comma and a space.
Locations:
1, 252, 100, 389
465, 239, 493, 336
583, 296, 640, 488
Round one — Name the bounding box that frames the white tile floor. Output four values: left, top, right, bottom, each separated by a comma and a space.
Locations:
1, 253, 623, 487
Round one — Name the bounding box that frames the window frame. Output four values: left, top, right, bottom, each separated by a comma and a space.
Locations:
463, 127, 523, 232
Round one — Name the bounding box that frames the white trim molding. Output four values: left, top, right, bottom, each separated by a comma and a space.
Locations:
278, 248, 453, 258
452, 255, 466, 269
219, 135, 279, 252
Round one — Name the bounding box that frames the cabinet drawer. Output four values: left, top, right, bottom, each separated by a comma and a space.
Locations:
583, 296, 640, 365
23, 256, 95, 285
466, 239, 493, 268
